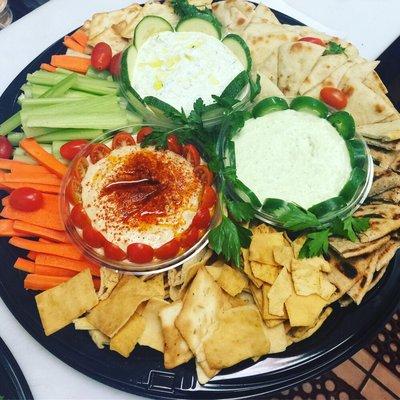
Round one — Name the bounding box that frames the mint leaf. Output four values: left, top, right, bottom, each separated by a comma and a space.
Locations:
226, 199, 255, 222
323, 41, 345, 55
208, 216, 252, 267
299, 229, 331, 258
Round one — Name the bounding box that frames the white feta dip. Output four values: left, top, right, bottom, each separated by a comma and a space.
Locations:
233, 109, 352, 209
131, 31, 244, 114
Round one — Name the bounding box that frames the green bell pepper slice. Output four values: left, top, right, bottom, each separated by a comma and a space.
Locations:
328, 111, 356, 140
252, 97, 289, 118
290, 96, 329, 119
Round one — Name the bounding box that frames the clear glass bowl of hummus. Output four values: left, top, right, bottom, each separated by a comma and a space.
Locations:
61, 128, 221, 275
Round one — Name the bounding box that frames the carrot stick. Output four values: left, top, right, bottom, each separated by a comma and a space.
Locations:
3, 193, 60, 216
63, 36, 85, 53
35, 264, 77, 278
71, 29, 88, 48
50, 55, 91, 74
24, 274, 100, 291
0, 159, 27, 171
0, 182, 60, 194
4, 173, 61, 186
13, 221, 69, 243
14, 258, 35, 273
10, 163, 50, 175
40, 63, 57, 73
27, 251, 37, 260
9, 237, 82, 260
35, 253, 100, 277
1, 196, 9, 206
2, 206, 63, 230
20, 138, 68, 178
0, 219, 30, 237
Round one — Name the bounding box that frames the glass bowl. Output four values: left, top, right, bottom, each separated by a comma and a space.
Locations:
60, 128, 221, 275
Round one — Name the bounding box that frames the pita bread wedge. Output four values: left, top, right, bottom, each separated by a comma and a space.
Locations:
251, 3, 280, 25
354, 203, 400, 219
338, 61, 380, 87
358, 120, 400, 142
372, 188, 400, 204
88, 9, 126, 42
175, 268, 225, 379
211, 0, 255, 34
254, 67, 285, 100
203, 305, 270, 369
364, 70, 388, 95
299, 53, 348, 95
372, 238, 400, 272
365, 137, 400, 151
89, 28, 128, 54
277, 41, 325, 97
329, 235, 390, 259
282, 24, 332, 42
390, 154, 400, 172
89, 330, 110, 349
358, 218, 400, 243
369, 170, 400, 196
369, 147, 396, 170
326, 253, 361, 294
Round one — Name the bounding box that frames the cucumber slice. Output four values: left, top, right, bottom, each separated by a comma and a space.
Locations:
339, 167, 366, 201
290, 96, 329, 119
134, 16, 173, 49
347, 139, 367, 168
143, 96, 181, 124
222, 34, 252, 72
221, 70, 249, 99
308, 196, 346, 218
253, 97, 289, 118
176, 15, 221, 39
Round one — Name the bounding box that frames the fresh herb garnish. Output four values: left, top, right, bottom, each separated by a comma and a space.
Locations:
299, 229, 331, 258
270, 203, 322, 231
323, 41, 346, 55
331, 216, 370, 242
171, 0, 222, 28
249, 73, 261, 102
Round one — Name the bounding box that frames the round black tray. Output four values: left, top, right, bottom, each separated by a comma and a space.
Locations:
0, 337, 33, 400
0, 9, 399, 400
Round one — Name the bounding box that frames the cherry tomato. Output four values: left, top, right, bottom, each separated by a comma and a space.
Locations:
182, 144, 200, 166
0, 137, 13, 159
82, 226, 105, 248
60, 140, 88, 161
9, 187, 43, 211
91, 42, 112, 71
112, 131, 136, 149
104, 241, 126, 261
299, 37, 325, 46
194, 165, 213, 185
70, 204, 90, 229
89, 143, 111, 164
127, 243, 154, 263
201, 186, 217, 209
181, 227, 200, 249
109, 52, 123, 77
166, 134, 182, 154
66, 177, 82, 205
155, 238, 180, 260
192, 208, 211, 229
72, 156, 89, 181
320, 87, 348, 110
136, 127, 153, 143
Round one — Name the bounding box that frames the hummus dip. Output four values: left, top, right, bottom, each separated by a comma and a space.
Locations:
81, 145, 203, 251
131, 31, 244, 114
233, 109, 352, 209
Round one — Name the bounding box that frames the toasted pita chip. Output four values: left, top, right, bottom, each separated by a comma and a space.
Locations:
261, 284, 287, 320
89, 330, 110, 349
196, 361, 212, 385
358, 120, 400, 142
211, 0, 255, 34
249, 232, 286, 265
138, 298, 169, 352
291, 236, 307, 258
372, 188, 400, 204
263, 321, 287, 353
97, 267, 120, 301
289, 307, 332, 342
175, 268, 225, 378
278, 41, 325, 97
291, 259, 322, 296
73, 317, 95, 330
160, 301, 193, 369
110, 314, 145, 357
251, 261, 280, 284
285, 293, 326, 327
249, 282, 263, 312
273, 245, 294, 270
36, 269, 98, 336
87, 275, 152, 337
329, 235, 391, 259
88, 9, 125, 41
268, 267, 294, 317
242, 248, 263, 287
204, 305, 269, 369
370, 170, 400, 196
359, 218, 400, 242
319, 274, 337, 300
299, 53, 348, 95
265, 319, 284, 328
216, 264, 248, 296
145, 274, 165, 299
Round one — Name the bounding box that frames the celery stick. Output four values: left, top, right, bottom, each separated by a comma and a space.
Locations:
26, 111, 129, 130
13, 153, 38, 165
22, 84, 95, 99
52, 141, 67, 159
21, 97, 82, 109
14, 144, 52, 155
86, 66, 113, 81
0, 112, 21, 136
7, 132, 25, 146
36, 129, 103, 143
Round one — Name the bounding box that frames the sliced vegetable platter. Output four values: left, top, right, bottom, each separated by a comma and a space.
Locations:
1, 4, 400, 400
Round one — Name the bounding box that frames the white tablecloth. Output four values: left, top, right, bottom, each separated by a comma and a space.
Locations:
0, 1, 399, 398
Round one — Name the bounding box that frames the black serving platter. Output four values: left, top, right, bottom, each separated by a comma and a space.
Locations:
0, 9, 399, 400
0, 337, 33, 400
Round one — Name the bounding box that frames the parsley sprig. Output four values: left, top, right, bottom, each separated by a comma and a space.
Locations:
323, 41, 346, 55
